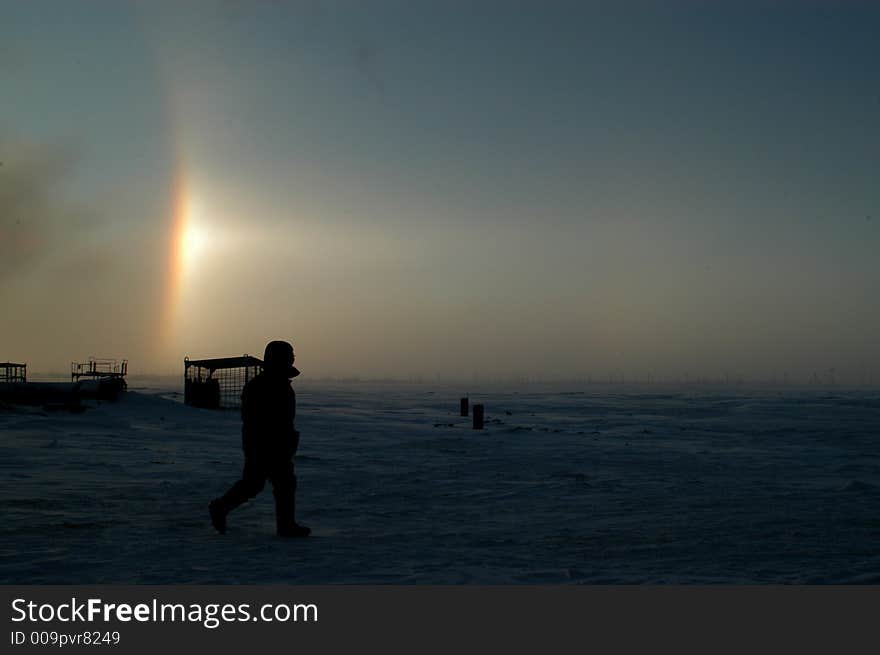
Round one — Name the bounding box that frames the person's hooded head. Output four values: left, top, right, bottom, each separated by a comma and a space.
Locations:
262, 340, 300, 379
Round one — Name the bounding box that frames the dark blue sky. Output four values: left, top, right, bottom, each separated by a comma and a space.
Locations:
1, 1, 878, 380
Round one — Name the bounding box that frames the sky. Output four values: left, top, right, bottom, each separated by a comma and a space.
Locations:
1, 0, 878, 382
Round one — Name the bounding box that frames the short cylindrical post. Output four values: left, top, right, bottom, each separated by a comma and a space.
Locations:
460, 397, 469, 416
473, 404, 484, 430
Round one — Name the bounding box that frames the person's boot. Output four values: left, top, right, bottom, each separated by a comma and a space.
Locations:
277, 522, 311, 538
211, 477, 261, 534
275, 490, 310, 537
209, 499, 227, 534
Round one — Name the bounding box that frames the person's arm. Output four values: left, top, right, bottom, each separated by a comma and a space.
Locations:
289, 387, 300, 455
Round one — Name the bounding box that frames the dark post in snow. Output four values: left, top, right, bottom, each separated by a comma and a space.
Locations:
460, 397, 469, 416
473, 404, 484, 430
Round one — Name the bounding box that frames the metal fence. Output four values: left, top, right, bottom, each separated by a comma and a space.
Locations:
71, 357, 128, 383
1, 362, 27, 383
184, 355, 263, 409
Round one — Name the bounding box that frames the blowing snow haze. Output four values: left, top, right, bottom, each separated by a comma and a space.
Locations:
1, 1, 878, 383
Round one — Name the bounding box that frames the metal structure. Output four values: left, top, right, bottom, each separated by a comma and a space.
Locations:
71, 357, 128, 385
1, 362, 27, 383
473, 403, 485, 430
184, 355, 263, 409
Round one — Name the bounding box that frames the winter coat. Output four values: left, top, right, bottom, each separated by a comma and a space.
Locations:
240, 372, 299, 459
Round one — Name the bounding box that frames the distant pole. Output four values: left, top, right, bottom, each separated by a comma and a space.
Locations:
460, 397, 469, 417
472, 404, 484, 430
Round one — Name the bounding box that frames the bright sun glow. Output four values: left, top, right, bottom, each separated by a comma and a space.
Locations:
180, 195, 208, 275
182, 218, 207, 264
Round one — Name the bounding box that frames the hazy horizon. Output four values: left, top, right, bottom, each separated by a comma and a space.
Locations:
20, 367, 879, 389
2, 1, 878, 382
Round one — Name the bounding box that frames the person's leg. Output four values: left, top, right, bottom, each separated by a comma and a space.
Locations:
270, 458, 310, 537
210, 458, 266, 533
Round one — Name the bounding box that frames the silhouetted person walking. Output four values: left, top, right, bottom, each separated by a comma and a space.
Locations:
209, 340, 311, 537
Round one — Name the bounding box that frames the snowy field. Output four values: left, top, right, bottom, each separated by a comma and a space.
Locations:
2, 381, 879, 583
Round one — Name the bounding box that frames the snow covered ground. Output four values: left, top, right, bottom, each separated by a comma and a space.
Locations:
2, 382, 879, 583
